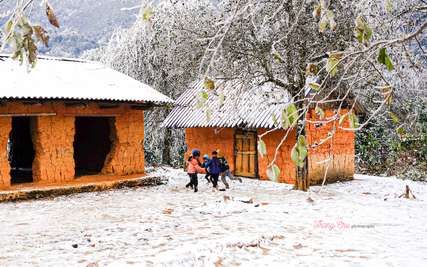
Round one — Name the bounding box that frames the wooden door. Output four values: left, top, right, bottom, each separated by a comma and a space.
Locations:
234, 130, 258, 178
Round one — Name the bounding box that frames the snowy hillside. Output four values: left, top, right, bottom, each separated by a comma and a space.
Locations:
0, 0, 141, 57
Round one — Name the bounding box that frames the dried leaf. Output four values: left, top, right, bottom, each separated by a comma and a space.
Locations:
312, 4, 321, 19
293, 243, 303, 249
305, 63, 318, 76
33, 25, 49, 47
163, 208, 173, 214
46, 3, 60, 28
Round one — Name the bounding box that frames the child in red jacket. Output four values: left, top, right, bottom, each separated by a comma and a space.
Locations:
185, 149, 205, 192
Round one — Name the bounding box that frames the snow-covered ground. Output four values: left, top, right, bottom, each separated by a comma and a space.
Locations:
0, 168, 426, 267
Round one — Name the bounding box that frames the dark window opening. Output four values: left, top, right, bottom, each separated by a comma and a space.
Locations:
8, 117, 35, 184
73, 117, 114, 177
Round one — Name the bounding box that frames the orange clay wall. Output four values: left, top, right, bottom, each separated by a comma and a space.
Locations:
306, 108, 355, 184
257, 128, 297, 184
185, 127, 297, 184
102, 112, 145, 175
185, 128, 235, 171
0, 118, 12, 188
0, 101, 145, 189
32, 115, 75, 183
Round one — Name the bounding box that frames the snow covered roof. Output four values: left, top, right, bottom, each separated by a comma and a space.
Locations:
162, 80, 291, 129
0, 55, 173, 105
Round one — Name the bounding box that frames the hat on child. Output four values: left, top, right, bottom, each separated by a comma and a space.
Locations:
203, 154, 209, 159
191, 149, 201, 157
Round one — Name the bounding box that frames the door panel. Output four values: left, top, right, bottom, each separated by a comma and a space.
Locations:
234, 131, 257, 178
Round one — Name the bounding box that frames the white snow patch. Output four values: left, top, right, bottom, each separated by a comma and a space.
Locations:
0, 168, 426, 266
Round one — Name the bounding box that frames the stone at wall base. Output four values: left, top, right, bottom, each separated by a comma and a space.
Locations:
309, 176, 354, 186
0, 175, 167, 203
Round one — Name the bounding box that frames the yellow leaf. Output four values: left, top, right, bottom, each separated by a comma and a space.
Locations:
142, 8, 153, 21
204, 78, 215, 90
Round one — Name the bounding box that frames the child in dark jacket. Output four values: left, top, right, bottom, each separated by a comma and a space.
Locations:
205, 151, 222, 189
218, 152, 242, 189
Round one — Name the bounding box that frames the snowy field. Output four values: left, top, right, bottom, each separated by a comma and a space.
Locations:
0, 168, 426, 267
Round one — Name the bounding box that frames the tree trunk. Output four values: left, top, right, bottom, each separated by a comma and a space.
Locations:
295, 158, 309, 191
162, 128, 171, 165
294, 102, 310, 191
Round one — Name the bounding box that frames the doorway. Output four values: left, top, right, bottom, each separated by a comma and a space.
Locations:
8, 117, 35, 184
73, 117, 114, 176
234, 130, 258, 178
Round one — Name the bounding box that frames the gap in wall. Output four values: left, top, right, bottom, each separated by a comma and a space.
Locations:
73, 117, 114, 177
8, 117, 35, 184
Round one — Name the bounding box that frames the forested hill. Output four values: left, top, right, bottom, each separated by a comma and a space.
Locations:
0, 0, 140, 57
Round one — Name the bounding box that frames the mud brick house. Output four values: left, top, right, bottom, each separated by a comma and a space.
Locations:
162, 80, 355, 184
0, 55, 172, 190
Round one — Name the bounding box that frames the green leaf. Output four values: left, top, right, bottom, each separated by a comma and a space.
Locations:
283, 103, 298, 129
319, 15, 328, 33
258, 139, 267, 158
388, 112, 399, 124
205, 108, 212, 121
364, 24, 373, 42
326, 56, 339, 77
378, 48, 394, 71
204, 78, 215, 90
396, 126, 406, 136
354, 16, 372, 44
348, 112, 359, 129
326, 10, 336, 31
282, 109, 290, 129
273, 52, 283, 63
291, 135, 308, 167
308, 82, 321, 91
218, 93, 225, 107
4, 19, 13, 35
201, 91, 209, 100
272, 112, 279, 127
385, 0, 393, 13
339, 113, 347, 125
267, 164, 281, 182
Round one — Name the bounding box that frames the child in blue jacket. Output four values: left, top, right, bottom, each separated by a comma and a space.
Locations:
205, 151, 222, 189
201, 154, 212, 184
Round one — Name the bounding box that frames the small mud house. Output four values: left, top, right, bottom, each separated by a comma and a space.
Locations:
0, 55, 173, 190
162, 80, 355, 184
